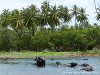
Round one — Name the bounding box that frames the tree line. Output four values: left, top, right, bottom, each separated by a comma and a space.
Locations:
0, 1, 100, 52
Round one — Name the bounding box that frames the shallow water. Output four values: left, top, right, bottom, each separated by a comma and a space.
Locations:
0, 56, 99, 75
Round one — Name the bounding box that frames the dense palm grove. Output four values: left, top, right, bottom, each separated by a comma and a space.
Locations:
0, 1, 100, 52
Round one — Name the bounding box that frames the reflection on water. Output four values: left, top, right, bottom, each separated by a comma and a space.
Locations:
0, 57, 99, 75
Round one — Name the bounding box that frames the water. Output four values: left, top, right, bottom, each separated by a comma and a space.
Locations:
0, 57, 99, 75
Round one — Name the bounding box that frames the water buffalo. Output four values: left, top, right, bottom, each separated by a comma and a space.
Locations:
68, 62, 78, 67
80, 63, 89, 67
83, 58, 88, 60
51, 61, 67, 67
55, 62, 61, 65
34, 56, 45, 67
81, 66, 93, 71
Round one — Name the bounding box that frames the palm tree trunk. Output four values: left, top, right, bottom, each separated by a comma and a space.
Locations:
75, 18, 76, 24
94, 0, 98, 14
75, 15, 77, 24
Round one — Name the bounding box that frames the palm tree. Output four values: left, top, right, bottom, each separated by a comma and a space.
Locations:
77, 7, 88, 24
22, 4, 39, 36
58, 5, 71, 24
94, 0, 100, 22
0, 9, 10, 27
10, 9, 23, 28
63, 6, 72, 24
48, 4, 60, 30
40, 0, 51, 26
10, 9, 23, 34
94, 0, 97, 13
58, 5, 64, 20
96, 6, 100, 21
71, 5, 79, 24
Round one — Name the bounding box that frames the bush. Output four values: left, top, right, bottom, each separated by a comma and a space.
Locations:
42, 49, 50, 53
86, 47, 100, 55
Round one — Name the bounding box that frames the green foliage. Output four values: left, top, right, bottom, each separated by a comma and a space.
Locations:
42, 49, 50, 53
31, 31, 50, 51
0, 29, 12, 51
16, 32, 31, 51
92, 47, 100, 54
76, 51, 82, 55
0, 1, 100, 52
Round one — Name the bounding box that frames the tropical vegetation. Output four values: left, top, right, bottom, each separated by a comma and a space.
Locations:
0, 1, 100, 52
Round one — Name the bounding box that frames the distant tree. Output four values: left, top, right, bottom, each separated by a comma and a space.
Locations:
58, 5, 71, 24
96, 6, 100, 21
40, 0, 51, 26
0, 29, 11, 51
10, 9, 23, 28
48, 4, 60, 31
71, 5, 79, 24
94, 0, 98, 14
31, 31, 50, 51
22, 4, 39, 36
77, 7, 88, 24
0, 9, 10, 27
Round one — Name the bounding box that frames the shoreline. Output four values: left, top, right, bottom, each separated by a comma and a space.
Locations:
0, 52, 99, 59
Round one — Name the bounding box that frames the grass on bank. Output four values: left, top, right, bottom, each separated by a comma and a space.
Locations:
0, 51, 77, 58
0, 48, 99, 58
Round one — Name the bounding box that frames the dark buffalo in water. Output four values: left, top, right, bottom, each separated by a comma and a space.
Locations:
81, 66, 93, 71
80, 63, 89, 67
68, 62, 78, 67
34, 56, 45, 67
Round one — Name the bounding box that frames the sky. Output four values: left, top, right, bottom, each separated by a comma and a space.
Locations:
0, 0, 100, 25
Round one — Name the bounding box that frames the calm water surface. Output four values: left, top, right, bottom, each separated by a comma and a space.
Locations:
0, 56, 99, 75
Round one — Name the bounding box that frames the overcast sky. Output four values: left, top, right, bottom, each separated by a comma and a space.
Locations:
0, 0, 100, 24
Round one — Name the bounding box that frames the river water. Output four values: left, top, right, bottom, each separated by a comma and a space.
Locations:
0, 56, 99, 75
